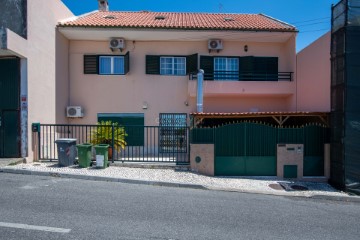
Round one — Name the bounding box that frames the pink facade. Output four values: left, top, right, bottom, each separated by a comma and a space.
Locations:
296, 32, 331, 112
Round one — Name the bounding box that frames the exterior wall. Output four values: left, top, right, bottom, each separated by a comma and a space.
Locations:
277, 144, 304, 179
67, 38, 296, 125
190, 144, 214, 176
297, 32, 331, 112
0, 0, 74, 161
25, 0, 73, 161
56, 31, 70, 124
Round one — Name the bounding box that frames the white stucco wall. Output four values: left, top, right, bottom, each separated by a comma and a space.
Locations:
22, 0, 73, 161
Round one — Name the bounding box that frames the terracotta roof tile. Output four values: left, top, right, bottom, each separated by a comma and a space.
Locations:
58, 11, 296, 32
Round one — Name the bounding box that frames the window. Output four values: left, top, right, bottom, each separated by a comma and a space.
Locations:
99, 56, 124, 75
159, 113, 187, 153
145, 54, 198, 75
200, 56, 279, 81
214, 57, 239, 81
160, 57, 186, 75
83, 52, 130, 75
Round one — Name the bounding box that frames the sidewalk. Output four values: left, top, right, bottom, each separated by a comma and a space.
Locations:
1, 161, 359, 202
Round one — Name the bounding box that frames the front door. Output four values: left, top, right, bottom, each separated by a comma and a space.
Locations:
0, 58, 21, 158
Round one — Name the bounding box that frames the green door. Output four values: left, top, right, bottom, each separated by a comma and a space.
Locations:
0, 58, 21, 158
215, 123, 277, 176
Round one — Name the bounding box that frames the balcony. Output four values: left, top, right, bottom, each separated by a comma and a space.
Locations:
188, 71, 295, 97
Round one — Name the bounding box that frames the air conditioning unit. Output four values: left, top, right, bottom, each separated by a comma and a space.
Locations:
109, 38, 125, 49
66, 106, 83, 118
208, 39, 223, 51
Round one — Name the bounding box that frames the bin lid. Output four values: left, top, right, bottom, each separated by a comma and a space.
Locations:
55, 138, 77, 143
95, 144, 109, 148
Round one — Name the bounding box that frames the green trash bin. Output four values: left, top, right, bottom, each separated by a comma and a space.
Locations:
76, 143, 92, 168
94, 144, 109, 168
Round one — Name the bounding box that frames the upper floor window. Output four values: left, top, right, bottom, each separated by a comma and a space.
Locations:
83, 52, 130, 75
160, 57, 186, 75
200, 55, 280, 81
214, 57, 239, 81
146, 54, 198, 75
99, 56, 125, 75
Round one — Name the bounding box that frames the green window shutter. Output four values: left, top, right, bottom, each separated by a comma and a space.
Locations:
124, 51, 130, 74
200, 56, 214, 80
146, 55, 160, 74
84, 55, 99, 74
186, 53, 198, 74
267, 57, 278, 81
266, 57, 278, 73
239, 56, 254, 81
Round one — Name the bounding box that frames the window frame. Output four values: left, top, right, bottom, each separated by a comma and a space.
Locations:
214, 57, 239, 81
160, 56, 187, 76
99, 55, 125, 75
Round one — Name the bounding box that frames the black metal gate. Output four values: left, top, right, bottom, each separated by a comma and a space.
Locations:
0, 58, 21, 158
38, 124, 190, 164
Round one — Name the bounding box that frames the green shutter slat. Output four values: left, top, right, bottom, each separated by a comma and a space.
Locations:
200, 56, 214, 80
186, 53, 198, 74
124, 51, 130, 74
146, 55, 160, 74
84, 55, 98, 74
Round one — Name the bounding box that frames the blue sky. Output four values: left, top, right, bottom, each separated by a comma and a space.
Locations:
61, 0, 339, 52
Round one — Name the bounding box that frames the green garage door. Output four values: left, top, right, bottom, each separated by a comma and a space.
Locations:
215, 123, 277, 176
0, 58, 21, 158
98, 113, 144, 146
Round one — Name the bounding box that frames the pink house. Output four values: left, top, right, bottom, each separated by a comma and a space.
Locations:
1, 0, 333, 180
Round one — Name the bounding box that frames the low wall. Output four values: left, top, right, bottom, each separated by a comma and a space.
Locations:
277, 144, 304, 179
190, 144, 214, 176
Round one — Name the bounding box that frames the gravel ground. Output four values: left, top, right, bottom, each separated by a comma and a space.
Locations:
2, 162, 349, 197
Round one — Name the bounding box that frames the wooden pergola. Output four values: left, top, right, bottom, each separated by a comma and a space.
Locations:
190, 111, 329, 128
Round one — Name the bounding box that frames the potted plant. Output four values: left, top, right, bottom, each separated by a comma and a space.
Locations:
90, 121, 127, 159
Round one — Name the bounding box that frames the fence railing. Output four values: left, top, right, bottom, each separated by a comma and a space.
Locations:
37, 124, 189, 164
189, 71, 293, 81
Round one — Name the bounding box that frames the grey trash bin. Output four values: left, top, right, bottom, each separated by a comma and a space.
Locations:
55, 138, 77, 167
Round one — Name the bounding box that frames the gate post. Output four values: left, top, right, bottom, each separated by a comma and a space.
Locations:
111, 123, 115, 163
31, 123, 40, 161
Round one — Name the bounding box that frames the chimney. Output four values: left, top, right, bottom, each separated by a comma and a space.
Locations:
98, 0, 109, 11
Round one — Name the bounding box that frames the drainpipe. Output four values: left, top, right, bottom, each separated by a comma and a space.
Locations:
197, 69, 204, 113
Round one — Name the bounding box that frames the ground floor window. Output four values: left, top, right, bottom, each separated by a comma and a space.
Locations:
159, 113, 187, 153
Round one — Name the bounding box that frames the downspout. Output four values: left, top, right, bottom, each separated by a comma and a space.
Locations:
197, 69, 204, 112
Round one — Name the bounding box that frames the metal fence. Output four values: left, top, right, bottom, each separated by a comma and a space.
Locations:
37, 124, 189, 164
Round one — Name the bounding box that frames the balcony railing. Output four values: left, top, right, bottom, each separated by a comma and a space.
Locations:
189, 71, 293, 81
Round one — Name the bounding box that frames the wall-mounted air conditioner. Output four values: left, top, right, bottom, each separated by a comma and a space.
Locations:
109, 38, 125, 49
66, 106, 83, 118
208, 39, 223, 51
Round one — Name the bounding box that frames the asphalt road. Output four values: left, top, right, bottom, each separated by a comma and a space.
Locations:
0, 173, 359, 240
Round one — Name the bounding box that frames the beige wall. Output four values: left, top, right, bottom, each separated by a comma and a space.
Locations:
5, 0, 74, 161
277, 144, 304, 179
190, 144, 214, 176
67, 37, 296, 125
296, 32, 331, 112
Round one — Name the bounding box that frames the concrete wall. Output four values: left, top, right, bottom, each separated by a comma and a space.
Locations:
67, 38, 296, 125
297, 32, 331, 112
190, 144, 214, 176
